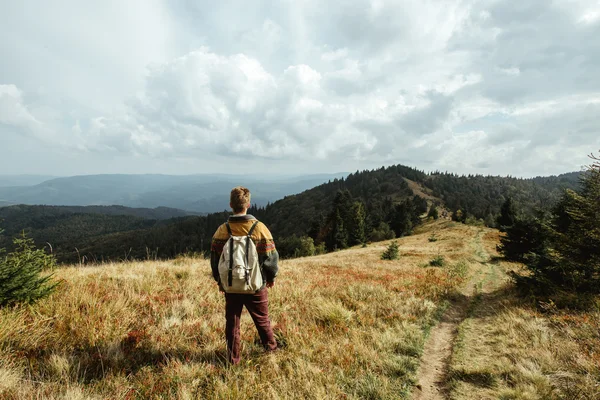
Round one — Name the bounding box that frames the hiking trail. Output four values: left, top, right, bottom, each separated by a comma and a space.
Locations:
412, 228, 503, 400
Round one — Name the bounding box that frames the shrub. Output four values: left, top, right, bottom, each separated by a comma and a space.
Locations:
427, 207, 439, 220
429, 255, 445, 267
0, 231, 59, 307
428, 234, 438, 242
381, 241, 399, 260
297, 236, 316, 257
370, 222, 396, 242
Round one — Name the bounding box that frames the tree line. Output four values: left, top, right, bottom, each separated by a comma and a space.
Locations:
497, 153, 600, 303
0, 163, 580, 264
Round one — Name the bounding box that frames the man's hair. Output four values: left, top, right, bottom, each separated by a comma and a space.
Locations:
230, 186, 251, 213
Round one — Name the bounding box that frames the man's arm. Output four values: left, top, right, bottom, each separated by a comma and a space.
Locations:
262, 247, 279, 283
256, 222, 279, 284
210, 226, 227, 284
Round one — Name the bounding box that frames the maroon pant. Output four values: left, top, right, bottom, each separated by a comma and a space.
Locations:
225, 288, 277, 364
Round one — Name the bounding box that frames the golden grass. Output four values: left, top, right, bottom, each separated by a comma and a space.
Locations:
0, 220, 472, 400
448, 229, 600, 400
6, 220, 596, 399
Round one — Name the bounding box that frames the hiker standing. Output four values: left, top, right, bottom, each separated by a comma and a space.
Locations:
210, 186, 279, 364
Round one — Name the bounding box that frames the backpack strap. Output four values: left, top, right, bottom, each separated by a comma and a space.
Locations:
226, 222, 234, 287
245, 221, 259, 265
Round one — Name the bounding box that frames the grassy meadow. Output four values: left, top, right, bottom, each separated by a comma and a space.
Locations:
446, 230, 600, 400
0, 220, 598, 399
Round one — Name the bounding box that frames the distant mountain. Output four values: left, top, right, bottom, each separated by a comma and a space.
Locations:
0, 165, 582, 264
0, 173, 348, 213
0, 175, 59, 187
0, 204, 194, 222
256, 168, 581, 238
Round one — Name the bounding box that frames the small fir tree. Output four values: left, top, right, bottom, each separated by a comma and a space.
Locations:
0, 231, 59, 307
381, 241, 399, 260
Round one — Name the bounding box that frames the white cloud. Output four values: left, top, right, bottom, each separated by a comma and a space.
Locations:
0, 85, 40, 132
1, 0, 599, 177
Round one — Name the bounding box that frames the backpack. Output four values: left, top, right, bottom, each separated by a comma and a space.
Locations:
218, 221, 263, 294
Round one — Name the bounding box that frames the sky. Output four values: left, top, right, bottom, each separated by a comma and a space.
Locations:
1, 0, 599, 178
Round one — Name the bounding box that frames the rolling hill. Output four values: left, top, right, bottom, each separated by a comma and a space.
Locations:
0, 173, 348, 213
0, 164, 582, 264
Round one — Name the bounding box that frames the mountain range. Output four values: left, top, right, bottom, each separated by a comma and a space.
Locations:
0, 173, 347, 213
0, 165, 582, 264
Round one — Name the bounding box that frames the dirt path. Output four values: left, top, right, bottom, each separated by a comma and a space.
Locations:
412, 298, 469, 400
412, 229, 497, 400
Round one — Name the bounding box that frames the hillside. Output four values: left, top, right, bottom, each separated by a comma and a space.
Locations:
258, 166, 579, 239
1, 221, 596, 399
0, 175, 58, 187
0, 164, 582, 265
0, 204, 194, 222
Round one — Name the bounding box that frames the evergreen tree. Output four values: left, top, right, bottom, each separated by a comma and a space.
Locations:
331, 209, 348, 250
452, 209, 465, 223
349, 201, 367, 245
389, 201, 412, 237
308, 214, 325, 243
513, 151, 600, 295
381, 241, 399, 260
549, 156, 600, 291
0, 231, 59, 307
497, 197, 517, 231
497, 214, 547, 263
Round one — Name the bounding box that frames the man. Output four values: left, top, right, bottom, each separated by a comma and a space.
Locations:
210, 186, 279, 364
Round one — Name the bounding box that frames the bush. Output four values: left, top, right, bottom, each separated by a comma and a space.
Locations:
429, 255, 445, 267
0, 232, 59, 307
381, 241, 399, 260
370, 222, 396, 242
295, 236, 316, 258
315, 243, 327, 255
428, 234, 438, 242
427, 207, 439, 220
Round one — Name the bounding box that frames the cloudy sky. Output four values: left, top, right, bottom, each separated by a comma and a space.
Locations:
1, 0, 599, 177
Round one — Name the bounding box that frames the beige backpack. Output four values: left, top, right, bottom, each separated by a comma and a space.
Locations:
218, 221, 263, 294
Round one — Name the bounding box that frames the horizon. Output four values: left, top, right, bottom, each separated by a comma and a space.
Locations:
1, 1, 599, 178
0, 164, 584, 182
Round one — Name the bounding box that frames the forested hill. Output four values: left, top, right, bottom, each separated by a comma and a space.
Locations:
252, 166, 580, 239
255, 165, 426, 238
0, 205, 197, 261
0, 205, 194, 223
0, 165, 581, 264
422, 171, 580, 223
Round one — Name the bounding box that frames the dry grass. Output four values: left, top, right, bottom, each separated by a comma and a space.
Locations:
448, 230, 600, 400
5, 220, 595, 399
0, 220, 471, 400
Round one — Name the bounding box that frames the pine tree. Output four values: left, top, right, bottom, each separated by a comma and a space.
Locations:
515, 151, 600, 295
497, 197, 517, 231
381, 240, 399, 260
389, 202, 412, 237
497, 214, 547, 263
349, 201, 367, 246
0, 231, 59, 307
549, 154, 600, 291
331, 209, 348, 250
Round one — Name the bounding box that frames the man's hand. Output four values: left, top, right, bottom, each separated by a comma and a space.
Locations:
266, 281, 275, 289
217, 282, 224, 293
